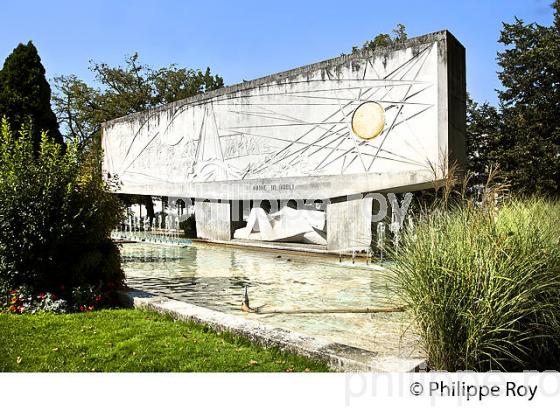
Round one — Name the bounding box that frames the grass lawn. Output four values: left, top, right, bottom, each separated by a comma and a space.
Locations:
0, 308, 329, 372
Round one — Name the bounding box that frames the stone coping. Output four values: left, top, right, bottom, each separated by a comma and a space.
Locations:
118, 289, 426, 372
191, 238, 377, 259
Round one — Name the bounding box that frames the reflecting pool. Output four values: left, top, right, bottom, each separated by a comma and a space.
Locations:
120, 242, 422, 358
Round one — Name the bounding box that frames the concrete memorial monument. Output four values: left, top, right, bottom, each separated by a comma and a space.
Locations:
102, 30, 466, 251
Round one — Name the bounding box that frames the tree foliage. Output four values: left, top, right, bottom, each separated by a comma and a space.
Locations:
465, 96, 502, 186
495, 3, 560, 195
353, 24, 408, 53
466, 2, 560, 196
0, 41, 63, 152
0, 118, 124, 294
53, 53, 224, 145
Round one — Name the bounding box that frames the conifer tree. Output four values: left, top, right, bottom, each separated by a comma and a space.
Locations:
0, 41, 63, 151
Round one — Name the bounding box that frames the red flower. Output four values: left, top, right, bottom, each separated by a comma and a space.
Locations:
39, 293, 46, 299
95, 295, 102, 302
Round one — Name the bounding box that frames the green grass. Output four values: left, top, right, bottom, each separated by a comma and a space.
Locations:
387, 197, 560, 371
0, 308, 329, 372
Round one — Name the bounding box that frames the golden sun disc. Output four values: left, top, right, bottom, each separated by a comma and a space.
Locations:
351, 101, 385, 140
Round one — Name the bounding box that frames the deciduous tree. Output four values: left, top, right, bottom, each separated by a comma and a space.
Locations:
53, 53, 223, 145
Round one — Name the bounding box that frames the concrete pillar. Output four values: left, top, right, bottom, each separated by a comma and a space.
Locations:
326, 196, 373, 251
194, 199, 232, 241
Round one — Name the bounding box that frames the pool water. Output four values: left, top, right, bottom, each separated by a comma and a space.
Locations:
120, 242, 422, 358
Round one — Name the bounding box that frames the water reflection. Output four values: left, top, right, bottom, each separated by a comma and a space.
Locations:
120, 242, 421, 357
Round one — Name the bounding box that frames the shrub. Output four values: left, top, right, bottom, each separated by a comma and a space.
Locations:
387, 198, 560, 371
0, 118, 124, 301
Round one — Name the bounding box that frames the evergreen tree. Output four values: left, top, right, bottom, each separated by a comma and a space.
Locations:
0, 41, 63, 151
496, 2, 560, 195
466, 96, 502, 186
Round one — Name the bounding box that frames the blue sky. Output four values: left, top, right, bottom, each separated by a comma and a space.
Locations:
0, 0, 555, 105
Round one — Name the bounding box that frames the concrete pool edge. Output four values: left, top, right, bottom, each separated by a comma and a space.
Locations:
118, 289, 427, 372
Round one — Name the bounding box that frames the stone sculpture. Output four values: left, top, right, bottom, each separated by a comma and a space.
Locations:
234, 206, 327, 245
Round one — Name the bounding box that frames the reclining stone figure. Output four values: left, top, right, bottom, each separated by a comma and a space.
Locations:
233, 206, 327, 245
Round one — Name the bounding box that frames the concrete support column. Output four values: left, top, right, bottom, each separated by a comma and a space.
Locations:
194, 199, 232, 241
326, 196, 373, 251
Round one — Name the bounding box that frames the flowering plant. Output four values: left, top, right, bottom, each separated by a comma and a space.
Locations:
1, 286, 68, 314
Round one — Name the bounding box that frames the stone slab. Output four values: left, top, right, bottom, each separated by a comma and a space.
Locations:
327, 196, 373, 251
101, 31, 466, 201
194, 200, 232, 241
118, 289, 426, 372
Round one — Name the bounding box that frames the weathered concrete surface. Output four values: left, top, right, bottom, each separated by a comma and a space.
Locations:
194, 200, 232, 241
102, 30, 466, 201
118, 289, 426, 372
327, 196, 373, 251
445, 31, 467, 169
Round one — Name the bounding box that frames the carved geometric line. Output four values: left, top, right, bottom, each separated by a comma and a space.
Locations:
225, 121, 349, 129
224, 108, 353, 139
122, 99, 189, 164
313, 131, 351, 171
224, 128, 348, 151
365, 47, 434, 172
211, 102, 225, 162
328, 46, 434, 173
236, 44, 433, 173
318, 102, 431, 174
259, 117, 350, 172
257, 76, 393, 171
287, 124, 350, 166
211, 79, 431, 101
194, 106, 207, 163
121, 131, 159, 173
122, 170, 169, 182
212, 83, 430, 103
382, 44, 433, 79
260, 94, 434, 104
364, 104, 406, 172
333, 87, 368, 172
225, 109, 302, 124
223, 44, 435, 178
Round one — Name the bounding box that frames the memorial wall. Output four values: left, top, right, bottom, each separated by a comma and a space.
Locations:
102, 30, 465, 250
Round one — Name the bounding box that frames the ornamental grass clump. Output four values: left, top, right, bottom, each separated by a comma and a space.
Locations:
388, 198, 560, 371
